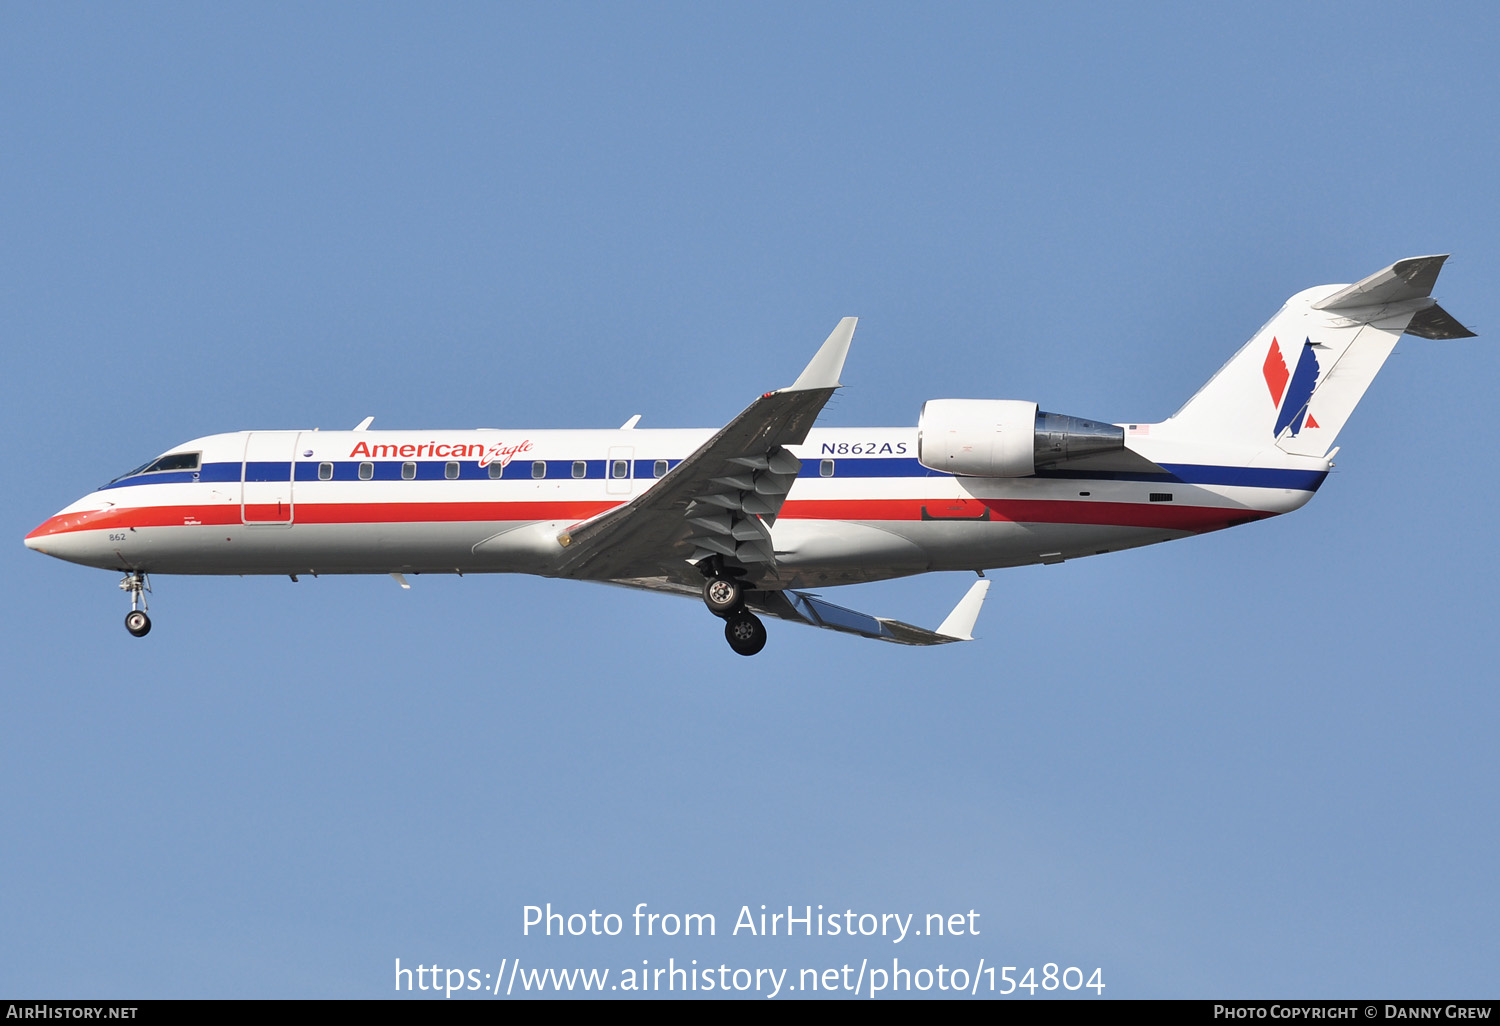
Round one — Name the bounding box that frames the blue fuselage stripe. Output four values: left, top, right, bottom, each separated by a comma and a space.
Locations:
101, 457, 1327, 492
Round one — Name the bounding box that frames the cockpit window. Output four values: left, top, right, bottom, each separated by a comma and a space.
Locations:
111, 461, 154, 483
110, 451, 201, 483
146, 452, 201, 473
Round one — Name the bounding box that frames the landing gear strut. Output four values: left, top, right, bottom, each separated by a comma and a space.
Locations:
120, 572, 151, 637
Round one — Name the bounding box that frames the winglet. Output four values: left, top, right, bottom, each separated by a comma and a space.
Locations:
789, 317, 857, 391
936, 579, 991, 641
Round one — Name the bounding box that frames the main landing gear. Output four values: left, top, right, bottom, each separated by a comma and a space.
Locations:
120, 572, 151, 637
722, 611, 767, 657
701, 570, 767, 656
702, 575, 744, 615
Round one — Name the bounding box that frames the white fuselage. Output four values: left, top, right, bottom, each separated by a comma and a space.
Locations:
25, 425, 1327, 591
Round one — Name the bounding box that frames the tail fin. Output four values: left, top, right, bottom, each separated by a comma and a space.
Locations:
1161, 256, 1474, 456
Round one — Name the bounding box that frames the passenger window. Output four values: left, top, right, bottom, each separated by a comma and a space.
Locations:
318, 462, 333, 481
611, 460, 629, 479
445, 461, 460, 480
359, 462, 373, 480
654, 460, 668, 478
402, 462, 417, 480
490, 462, 506, 479
571, 461, 586, 479
820, 459, 835, 477
531, 461, 546, 480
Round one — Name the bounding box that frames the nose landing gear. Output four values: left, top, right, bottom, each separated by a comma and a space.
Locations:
120, 572, 151, 637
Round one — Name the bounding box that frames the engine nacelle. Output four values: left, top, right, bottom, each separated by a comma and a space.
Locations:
917, 399, 1125, 477
918, 399, 1039, 477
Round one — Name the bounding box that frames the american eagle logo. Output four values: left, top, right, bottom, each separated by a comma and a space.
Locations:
1262, 337, 1321, 437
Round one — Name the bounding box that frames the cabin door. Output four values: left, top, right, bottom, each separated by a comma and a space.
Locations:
242, 431, 300, 524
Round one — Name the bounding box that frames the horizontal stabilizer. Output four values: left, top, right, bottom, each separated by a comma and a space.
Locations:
752, 578, 990, 646
1404, 302, 1477, 340
1312, 254, 1451, 311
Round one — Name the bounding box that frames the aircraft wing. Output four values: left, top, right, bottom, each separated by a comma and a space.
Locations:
750, 579, 991, 646
551, 319, 857, 585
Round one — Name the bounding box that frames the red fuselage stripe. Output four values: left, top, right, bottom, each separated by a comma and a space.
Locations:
28, 496, 1273, 539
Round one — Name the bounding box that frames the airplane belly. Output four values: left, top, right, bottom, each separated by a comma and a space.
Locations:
901, 520, 1193, 570
773, 520, 929, 570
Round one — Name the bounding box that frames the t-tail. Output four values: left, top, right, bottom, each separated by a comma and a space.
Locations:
1160, 256, 1474, 457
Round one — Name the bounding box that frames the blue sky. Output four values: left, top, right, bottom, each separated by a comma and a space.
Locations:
4, 2, 1497, 999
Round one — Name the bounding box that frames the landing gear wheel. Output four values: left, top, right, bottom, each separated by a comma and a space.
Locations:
724, 612, 767, 656
703, 576, 744, 615
119, 572, 152, 636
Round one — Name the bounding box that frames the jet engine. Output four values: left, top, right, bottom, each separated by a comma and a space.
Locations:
917, 399, 1125, 477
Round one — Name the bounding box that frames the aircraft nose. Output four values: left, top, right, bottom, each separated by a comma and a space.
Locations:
25, 518, 59, 552
24, 496, 121, 566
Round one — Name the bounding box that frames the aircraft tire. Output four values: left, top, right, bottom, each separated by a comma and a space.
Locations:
724, 612, 766, 656
125, 611, 151, 637
703, 576, 744, 615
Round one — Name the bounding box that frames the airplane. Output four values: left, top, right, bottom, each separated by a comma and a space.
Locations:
25, 255, 1475, 655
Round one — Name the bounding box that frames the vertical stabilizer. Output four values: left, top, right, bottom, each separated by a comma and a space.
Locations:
1160, 257, 1471, 457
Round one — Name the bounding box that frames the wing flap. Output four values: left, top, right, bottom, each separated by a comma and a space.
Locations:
751, 579, 991, 646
